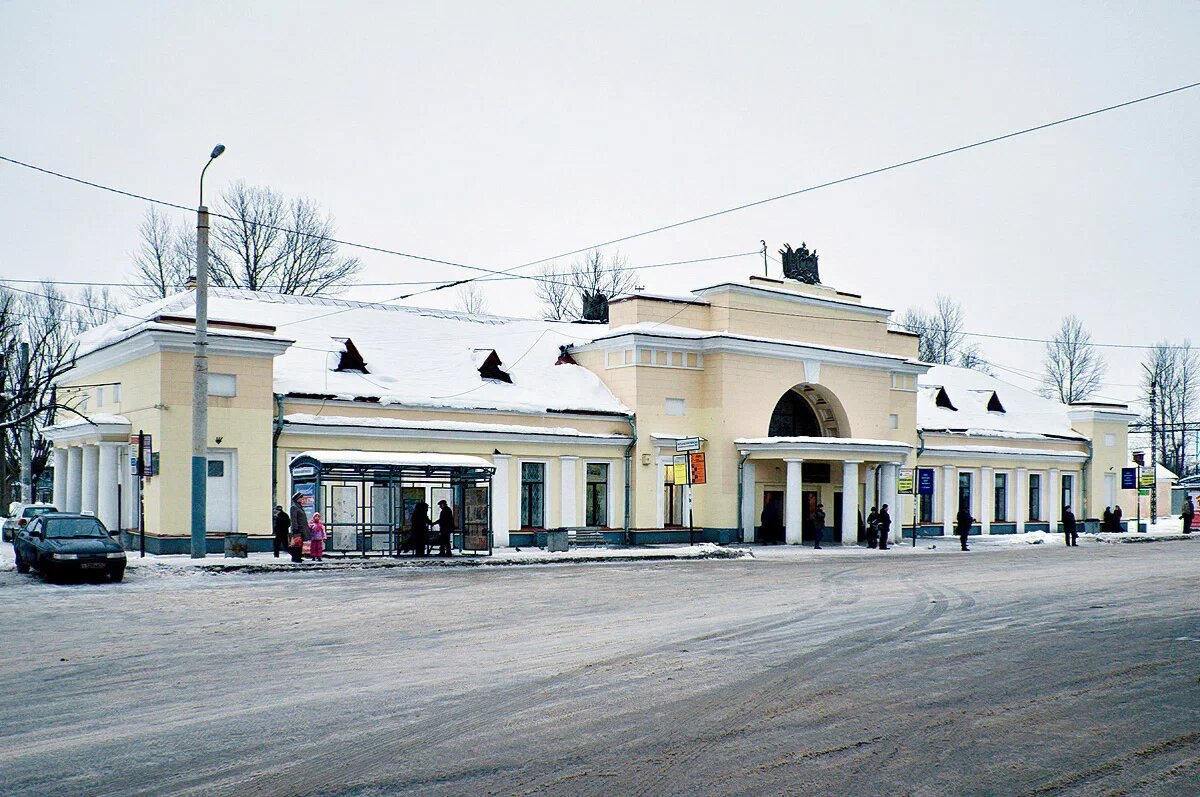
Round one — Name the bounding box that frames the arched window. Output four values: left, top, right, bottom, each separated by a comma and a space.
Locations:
768, 390, 822, 437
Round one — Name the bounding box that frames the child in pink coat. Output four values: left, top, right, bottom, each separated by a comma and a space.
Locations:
309, 512, 327, 560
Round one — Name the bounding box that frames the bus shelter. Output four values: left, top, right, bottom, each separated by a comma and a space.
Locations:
288, 450, 495, 556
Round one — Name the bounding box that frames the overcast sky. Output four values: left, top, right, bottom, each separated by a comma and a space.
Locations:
2, 2, 1198, 406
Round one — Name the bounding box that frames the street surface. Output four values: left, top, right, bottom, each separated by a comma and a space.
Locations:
2, 541, 1198, 796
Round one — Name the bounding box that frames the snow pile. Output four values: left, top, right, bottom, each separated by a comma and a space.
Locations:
71, 289, 630, 417
918, 364, 1084, 440
1022, 531, 1048, 545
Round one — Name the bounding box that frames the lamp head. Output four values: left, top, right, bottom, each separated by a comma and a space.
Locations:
210, 144, 226, 159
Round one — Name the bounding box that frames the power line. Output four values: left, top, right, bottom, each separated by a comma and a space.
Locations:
4, 80, 1197, 322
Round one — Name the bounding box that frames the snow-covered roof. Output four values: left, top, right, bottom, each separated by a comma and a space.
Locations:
283, 413, 630, 441
917, 365, 1085, 441
72, 289, 630, 417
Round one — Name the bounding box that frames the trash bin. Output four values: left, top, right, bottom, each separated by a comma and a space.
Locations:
224, 532, 249, 558
545, 529, 569, 552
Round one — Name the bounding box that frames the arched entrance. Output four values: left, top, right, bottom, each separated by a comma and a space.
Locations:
767, 384, 848, 439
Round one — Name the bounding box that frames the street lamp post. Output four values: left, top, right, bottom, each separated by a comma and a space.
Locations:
191, 143, 225, 558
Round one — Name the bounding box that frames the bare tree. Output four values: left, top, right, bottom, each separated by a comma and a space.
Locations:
455, 283, 488, 315
1141, 341, 1198, 476
208, 182, 289, 291
535, 250, 637, 322
130, 207, 191, 300
274, 198, 363, 296
1040, 315, 1106, 403
898, 296, 980, 367
534, 264, 573, 321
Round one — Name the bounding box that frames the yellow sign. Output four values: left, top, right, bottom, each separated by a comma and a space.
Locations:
672, 456, 688, 486
897, 468, 914, 494
1138, 468, 1156, 488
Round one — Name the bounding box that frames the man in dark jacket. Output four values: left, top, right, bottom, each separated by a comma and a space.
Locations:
272, 505, 290, 558
1182, 497, 1195, 534
956, 507, 973, 551
288, 492, 308, 563
436, 500, 455, 556
878, 504, 892, 550
811, 504, 825, 549
1062, 505, 1078, 547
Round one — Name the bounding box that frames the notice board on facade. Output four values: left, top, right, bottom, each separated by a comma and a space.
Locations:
897, 468, 914, 494
462, 487, 490, 552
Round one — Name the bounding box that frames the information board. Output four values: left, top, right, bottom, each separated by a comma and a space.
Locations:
672, 455, 689, 486
897, 468, 914, 494
1139, 467, 1156, 488
462, 487, 490, 551
917, 468, 935, 496
688, 452, 706, 485
1121, 467, 1137, 490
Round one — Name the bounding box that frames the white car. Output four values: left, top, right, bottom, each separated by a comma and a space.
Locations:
2, 503, 60, 543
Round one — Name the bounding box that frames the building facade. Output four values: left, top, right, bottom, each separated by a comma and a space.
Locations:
42, 276, 1137, 552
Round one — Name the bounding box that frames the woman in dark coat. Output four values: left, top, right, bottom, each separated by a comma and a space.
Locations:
436, 500, 455, 556
1113, 505, 1123, 532
866, 507, 879, 549
272, 505, 290, 558
410, 502, 431, 557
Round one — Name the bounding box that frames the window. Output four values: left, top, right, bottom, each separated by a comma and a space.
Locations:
1104, 433, 1116, 447
888, 414, 899, 429
994, 473, 1008, 522
520, 462, 545, 528
1029, 473, 1042, 521
958, 471, 972, 514
665, 398, 685, 417
96, 386, 105, 407
1062, 474, 1074, 513
112, 384, 121, 403
585, 463, 609, 527
936, 387, 957, 410
664, 468, 685, 526
208, 373, 237, 397
207, 460, 225, 477
890, 373, 916, 391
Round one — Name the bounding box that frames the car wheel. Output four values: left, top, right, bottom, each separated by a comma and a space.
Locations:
14, 548, 30, 574
109, 567, 125, 583
39, 559, 57, 583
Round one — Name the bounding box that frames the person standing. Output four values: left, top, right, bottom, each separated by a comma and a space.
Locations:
309, 511, 327, 561
1113, 505, 1123, 532
1182, 496, 1195, 534
410, 502, 431, 557
288, 492, 308, 563
811, 504, 825, 549
1102, 506, 1114, 533
878, 504, 892, 550
1063, 505, 1078, 547
272, 505, 290, 558
866, 506, 879, 549
436, 499, 455, 556
956, 506, 974, 551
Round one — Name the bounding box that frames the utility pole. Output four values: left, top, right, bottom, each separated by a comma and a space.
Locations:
18, 342, 32, 503
761, 240, 768, 277
191, 144, 225, 558
1149, 373, 1158, 522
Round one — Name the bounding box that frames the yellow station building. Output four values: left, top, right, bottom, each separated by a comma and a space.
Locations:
42, 275, 1138, 553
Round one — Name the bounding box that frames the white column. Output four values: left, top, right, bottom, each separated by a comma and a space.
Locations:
864, 465, 877, 512
97, 443, 121, 532
559, 456, 578, 527
52, 448, 68, 509
1049, 467, 1061, 531
841, 461, 861, 545
740, 460, 756, 542
80, 444, 100, 516
942, 465, 956, 537
65, 446, 83, 513
881, 463, 899, 543
980, 466, 993, 535
491, 454, 511, 547
1015, 467, 1028, 533
785, 459, 804, 544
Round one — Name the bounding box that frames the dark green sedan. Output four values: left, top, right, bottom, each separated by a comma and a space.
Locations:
12, 513, 126, 582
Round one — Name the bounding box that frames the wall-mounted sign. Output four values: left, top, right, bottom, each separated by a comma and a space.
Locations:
1121, 467, 1137, 490
917, 468, 935, 496
675, 437, 703, 453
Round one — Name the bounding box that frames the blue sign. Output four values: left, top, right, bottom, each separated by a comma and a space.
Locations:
917, 468, 935, 495
1121, 467, 1137, 490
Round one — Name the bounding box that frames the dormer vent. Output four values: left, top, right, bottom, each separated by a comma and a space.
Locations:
935, 387, 956, 411
473, 349, 512, 383
333, 338, 369, 373
986, 392, 1006, 413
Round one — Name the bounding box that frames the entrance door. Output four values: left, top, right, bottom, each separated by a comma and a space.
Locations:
802, 490, 820, 542
761, 490, 784, 543
205, 451, 235, 533
833, 492, 844, 543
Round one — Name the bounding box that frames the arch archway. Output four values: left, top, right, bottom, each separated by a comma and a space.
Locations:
767, 384, 850, 438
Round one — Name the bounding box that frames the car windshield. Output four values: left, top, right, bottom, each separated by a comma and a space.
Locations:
25, 506, 57, 518
44, 518, 109, 539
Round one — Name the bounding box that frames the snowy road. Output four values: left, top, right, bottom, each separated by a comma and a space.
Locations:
2, 542, 1199, 796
